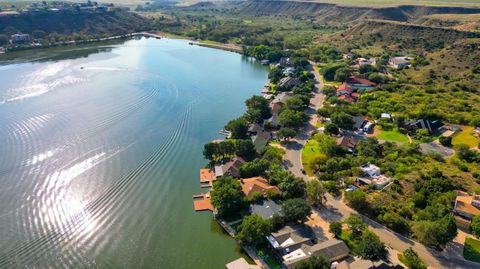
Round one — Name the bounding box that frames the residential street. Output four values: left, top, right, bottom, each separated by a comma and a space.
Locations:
281, 62, 478, 269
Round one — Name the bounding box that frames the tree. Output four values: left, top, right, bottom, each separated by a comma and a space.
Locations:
357, 231, 388, 261
306, 180, 325, 207
282, 198, 312, 222
239, 158, 270, 178
277, 127, 297, 141
357, 138, 382, 158
471, 215, 480, 237
331, 112, 355, 130
277, 173, 306, 199
294, 255, 329, 269
237, 214, 272, 248
400, 247, 427, 269
286, 97, 306, 112
211, 176, 246, 217
412, 215, 457, 249
359, 64, 377, 74
320, 63, 346, 81
324, 123, 339, 136
269, 66, 283, 83
329, 221, 342, 238
0, 34, 8, 46
320, 86, 336, 97
246, 95, 271, 122
32, 30, 47, 39
439, 136, 452, 147
279, 109, 308, 130
345, 215, 367, 239
225, 117, 248, 139
334, 67, 350, 82
345, 189, 367, 211
455, 144, 479, 163
235, 139, 256, 160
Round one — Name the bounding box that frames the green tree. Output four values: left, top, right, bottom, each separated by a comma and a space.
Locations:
345, 189, 367, 211
357, 231, 388, 261
400, 247, 427, 269
306, 180, 325, 207
345, 215, 367, 239
359, 64, 377, 74
211, 176, 246, 217
235, 139, 256, 160
237, 214, 272, 248
277, 173, 306, 199
329, 221, 342, 238
334, 67, 350, 82
412, 215, 457, 249
0, 34, 8, 46
471, 215, 480, 237
331, 112, 355, 130
324, 123, 339, 136
269, 66, 283, 83
246, 95, 271, 122
439, 136, 452, 147
320, 86, 336, 97
294, 255, 329, 269
279, 109, 308, 130
239, 158, 270, 178
286, 97, 306, 112
277, 127, 297, 141
225, 117, 248, 139
282, 198, 312, 223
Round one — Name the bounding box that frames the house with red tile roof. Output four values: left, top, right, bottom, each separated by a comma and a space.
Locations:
240, 177, 280, 199
346, 76, 376, 90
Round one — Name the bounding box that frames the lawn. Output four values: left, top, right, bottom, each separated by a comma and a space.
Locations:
464, 237, 480, 263
452, 126, 480, 148
301, 139, 326, 176
376, 127, 410, 144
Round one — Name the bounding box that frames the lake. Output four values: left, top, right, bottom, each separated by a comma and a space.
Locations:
0, 38, 268, 268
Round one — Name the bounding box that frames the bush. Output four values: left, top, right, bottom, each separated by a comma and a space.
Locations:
439, 136, 452, 147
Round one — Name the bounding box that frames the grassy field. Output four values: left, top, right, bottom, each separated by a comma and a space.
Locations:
302, 139, 326, 176
464, 237, 480, 263
452, 126, 480, 148
376, 128, 410, 144
300, 0, 480, 8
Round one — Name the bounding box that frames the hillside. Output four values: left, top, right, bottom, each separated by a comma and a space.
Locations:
0, 9, 151, 36
238, 0, 480, 23
320, 20, 480, 51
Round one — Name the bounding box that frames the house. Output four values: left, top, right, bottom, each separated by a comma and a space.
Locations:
248, 123, 264, 136
336, 259, 402, 269
260, 59, 270, 65
250, 199, 281, 219
267, 225, 316, 255
283, 67, 296, 76
269, 92, 294, 127
388, 57, 410, 69
261, 84, 270, 94
357, 175, 393, 189
346, 76, 376, 90
355, 57, 376, 67
282, 239, 350, 269
11, 34, 32, 43
352, 116, 367, 131
361, 163, 381, 177
453, 192, 480, 221
252, 131, 271, 153
336, 135, 358, 153
336, 84, 359, 103
362, 122, 374, 133
277, 76, 301, 90
404, 119, 443, 134
240, 177, 280, 199
279, 57, 292, 68
214, 157, 246, 178
380, 113, 392, 121
226, 258, 261, 269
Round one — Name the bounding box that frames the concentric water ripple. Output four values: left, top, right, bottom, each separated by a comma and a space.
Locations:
0, 37, 268, 268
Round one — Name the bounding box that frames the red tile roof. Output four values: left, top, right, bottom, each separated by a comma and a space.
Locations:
240, 177, 280, 199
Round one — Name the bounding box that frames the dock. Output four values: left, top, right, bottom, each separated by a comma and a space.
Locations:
193, 192, 213, 212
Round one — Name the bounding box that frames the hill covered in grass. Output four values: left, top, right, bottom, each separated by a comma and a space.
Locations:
0, 9, 152, 37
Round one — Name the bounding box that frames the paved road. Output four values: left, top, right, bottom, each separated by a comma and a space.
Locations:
282, 62, 325, 179
281, 62, 478, 269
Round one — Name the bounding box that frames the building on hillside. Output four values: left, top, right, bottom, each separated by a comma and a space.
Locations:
277, 76, 300, 90
336, 84, 359, 103
214, 157, 246, 178
360, 163, 381, 177
250, 199, 281, 219
225, 258, 261, 269
346, 76, 376, 90
357, 175, 393, 189
240, 177, 280, 199
336, 135, 359, 153
355, 57, 376, 67
404, 119, 443, 134
388, 57, 410, 69
11, 34, 32, 43
454, 192, 480, 222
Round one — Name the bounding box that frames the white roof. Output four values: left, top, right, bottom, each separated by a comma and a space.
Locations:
282, 248, 307, 262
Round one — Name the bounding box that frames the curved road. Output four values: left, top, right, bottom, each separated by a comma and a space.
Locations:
281, 63, 478, 269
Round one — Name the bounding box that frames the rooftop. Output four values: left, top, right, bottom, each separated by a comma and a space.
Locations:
250, 199, 281, 219
455, 194, 480, 217
240, 177, 280, 199
225, 258, 261, 269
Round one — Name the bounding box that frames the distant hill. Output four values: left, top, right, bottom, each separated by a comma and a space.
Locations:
0, 9, 151, 36
238, 0, 480, 23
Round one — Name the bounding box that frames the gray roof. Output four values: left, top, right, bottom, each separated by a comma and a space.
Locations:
268, 225, 315, 254
250, 199, 281, 219
308, 239, 349, 261
252, 131, 270, 153
272, 92, 294, 105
